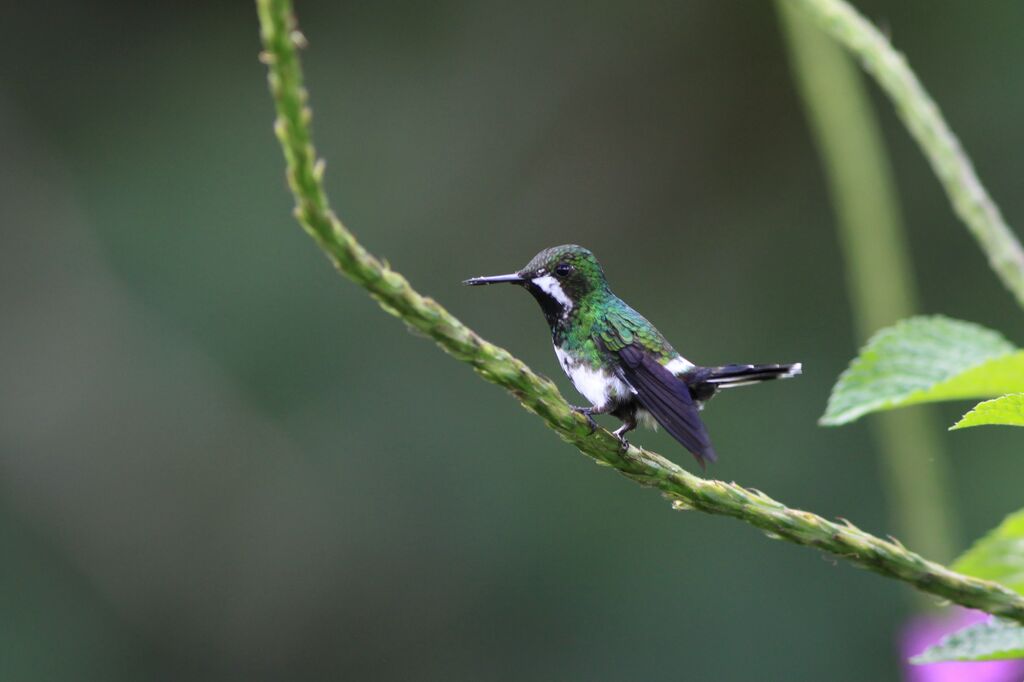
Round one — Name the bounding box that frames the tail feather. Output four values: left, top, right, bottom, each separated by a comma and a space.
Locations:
703, 362, 802, 387
684, 362, 801, 400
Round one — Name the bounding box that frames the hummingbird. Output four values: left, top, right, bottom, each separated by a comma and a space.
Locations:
464, 244, 801, 467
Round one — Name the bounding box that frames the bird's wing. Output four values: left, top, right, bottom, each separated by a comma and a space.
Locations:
597, 311, 716, 466
616, 345, 716, 466
596, 308, 635, 352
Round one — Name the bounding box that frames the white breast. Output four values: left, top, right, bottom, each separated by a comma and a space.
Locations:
554, 346, 633, 410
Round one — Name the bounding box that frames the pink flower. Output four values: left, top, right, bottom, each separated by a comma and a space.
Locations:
902, 608, 1024, 682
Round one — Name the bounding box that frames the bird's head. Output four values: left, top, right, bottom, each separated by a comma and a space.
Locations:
464, 244, 609, 324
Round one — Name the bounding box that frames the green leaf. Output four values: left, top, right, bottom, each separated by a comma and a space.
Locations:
821, 316, 1024, 426
910, 618, 1024, 664
952, 509, 1024, 596
952, 394, 1024, 430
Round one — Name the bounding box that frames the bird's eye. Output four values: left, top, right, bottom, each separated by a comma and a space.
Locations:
554, 263, 572, 278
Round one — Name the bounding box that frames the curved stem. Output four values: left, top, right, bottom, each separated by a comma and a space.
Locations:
255, 0, 1024, 623
777, 0, 958, 597
781, 0, 1024, 309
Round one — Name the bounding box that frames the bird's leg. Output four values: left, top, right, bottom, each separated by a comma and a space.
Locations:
570, 404, 607, 434
612, 418, 636, 451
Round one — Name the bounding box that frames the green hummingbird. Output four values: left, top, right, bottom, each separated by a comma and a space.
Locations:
464, 244, 801, 467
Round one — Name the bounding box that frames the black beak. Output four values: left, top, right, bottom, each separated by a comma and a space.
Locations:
462, 273, 525, 286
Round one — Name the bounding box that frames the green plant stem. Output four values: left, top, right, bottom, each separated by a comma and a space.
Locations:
781, 0, 1024, 309
255, 0, 1024, 623
777, 0, 958, 595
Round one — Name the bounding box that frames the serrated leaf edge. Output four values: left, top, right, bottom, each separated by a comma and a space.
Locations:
950, 393, 1024, 431
821, 316, 1016, 426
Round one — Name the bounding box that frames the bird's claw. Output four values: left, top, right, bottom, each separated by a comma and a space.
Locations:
612, 424, 634, 452
571, 405, 599, 434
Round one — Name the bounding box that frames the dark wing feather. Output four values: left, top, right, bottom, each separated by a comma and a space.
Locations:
617, 345, 717, 466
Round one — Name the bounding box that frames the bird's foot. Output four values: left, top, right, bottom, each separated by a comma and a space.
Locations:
570, 405, 599, 434
612, 423, 635, 452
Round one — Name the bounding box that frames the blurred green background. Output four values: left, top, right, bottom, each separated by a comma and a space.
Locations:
2, 1, 1023, 680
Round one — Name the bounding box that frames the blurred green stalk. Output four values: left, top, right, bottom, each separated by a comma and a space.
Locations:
777, 3, 958, 579
782, 0, 1024, 310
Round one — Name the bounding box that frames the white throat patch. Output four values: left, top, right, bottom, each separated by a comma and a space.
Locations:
532, 275, 573, 316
